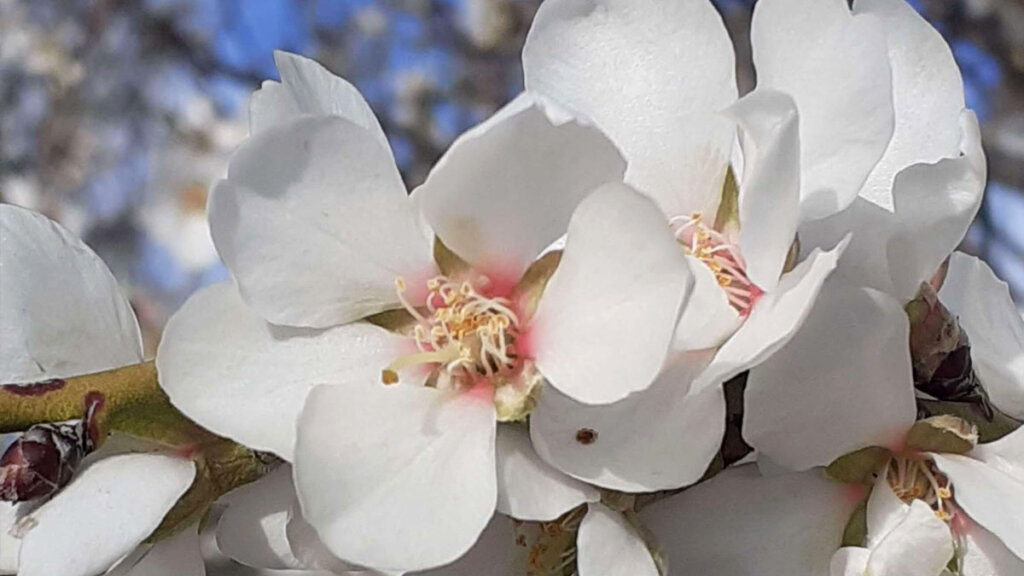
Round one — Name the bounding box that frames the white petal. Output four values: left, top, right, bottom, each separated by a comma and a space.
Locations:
852, 0, 965, 210
530, 351, 722, 492
249, 79, 300, 135
643, 465, 853, 576
495, 425, 598, 521
577, 504, 659, 576
727, 89, 801, 294
672, 257, 741, 352
216, 465, 298, 570
111, 524, 204, 576
799, 111, 984, 302
0, 503, 21, 574
830, 547, 871, 576
523, 0, 737, 220
932, 453, 1024, 561
866, 475, 911, 547
886, 111, 986, 302
251, 52, 390, 156
294, 383, 497, 572
532, 183, 693, 404
962, 523, 1024, 576
798, 196, 899, 296
18, 454, 195, 576
415, 514, 524, 576
209, 115, 434, 328
751, 0, 894, 220
413, 93, 625, 278
745, 284, 916, 470
867, 500, 953, 576
0, 205, 142, 383
157, 283, 409, 460
940, 253, 1024, 419
284, 513, 372, 574
691, 239, 847, 395
971, 428, 1024, 484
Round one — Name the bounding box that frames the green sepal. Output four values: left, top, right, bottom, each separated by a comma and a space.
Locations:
841, 499, 869, 548
905, 415, 977, 455
918, 399, 1020, 443
713, 168, 740, 236
825, 446, 892, 485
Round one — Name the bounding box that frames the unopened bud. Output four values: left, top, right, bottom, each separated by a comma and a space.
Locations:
0, 421, 90, 502
906, 282, 993, 417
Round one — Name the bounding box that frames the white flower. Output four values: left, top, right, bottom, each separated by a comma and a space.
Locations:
737, 0, 987, 472
157, 51, 700, 571
603, 452, 1021, 576
522, 0, 859, 490
832, 425, 1024, 576
0, 205, 197, 576
522, 0, 986, 483
831, 474, 955, 576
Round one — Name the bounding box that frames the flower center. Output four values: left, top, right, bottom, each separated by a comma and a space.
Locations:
382, 275, 522, 389
886, 456, 956, 522
670, 213, 762, 316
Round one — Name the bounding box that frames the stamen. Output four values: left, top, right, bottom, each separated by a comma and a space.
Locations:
670, 213, 763, 316
383, 275, 521, 389
886, 456, 957, 523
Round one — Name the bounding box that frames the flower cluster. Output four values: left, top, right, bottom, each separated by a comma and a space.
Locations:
1, 0, 1022, 575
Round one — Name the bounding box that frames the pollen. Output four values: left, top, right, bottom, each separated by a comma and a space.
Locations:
382, 275, 522, 389
671, 213, 763, 316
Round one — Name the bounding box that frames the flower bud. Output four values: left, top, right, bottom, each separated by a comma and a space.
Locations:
0, 421, 89, 502
906, 282, 993, 417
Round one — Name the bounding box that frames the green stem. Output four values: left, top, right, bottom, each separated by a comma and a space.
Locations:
2, 361, 278, 541
1, 362, 163, 434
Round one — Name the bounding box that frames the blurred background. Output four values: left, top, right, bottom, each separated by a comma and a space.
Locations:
0, 0, 1021, 573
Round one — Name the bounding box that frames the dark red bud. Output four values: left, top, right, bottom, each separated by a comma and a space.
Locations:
0, 422, 89, 502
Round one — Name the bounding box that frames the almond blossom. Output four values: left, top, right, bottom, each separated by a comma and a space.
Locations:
584, 426, 1023, 576
832, 433, 1024, 576
156, 51, 701, 572
521, 0, 858, 491
739, 0, 987, 472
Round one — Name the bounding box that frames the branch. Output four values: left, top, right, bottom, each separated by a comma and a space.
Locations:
1, 362, 162, 435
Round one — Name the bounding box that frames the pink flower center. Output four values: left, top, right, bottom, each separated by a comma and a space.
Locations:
671, 213, 763, 317
382, 275, 523, 389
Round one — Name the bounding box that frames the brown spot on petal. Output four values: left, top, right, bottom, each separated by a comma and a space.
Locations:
575, 428, 597, 445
